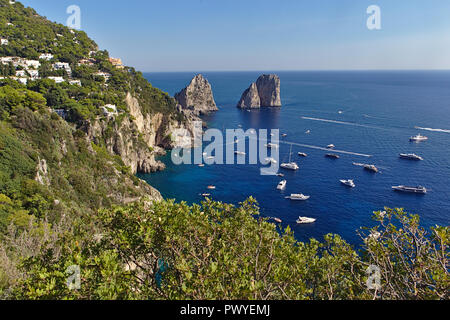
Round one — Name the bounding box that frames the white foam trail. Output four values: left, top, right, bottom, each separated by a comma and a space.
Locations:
301, 116, 381, 130
415, 126, 450, 134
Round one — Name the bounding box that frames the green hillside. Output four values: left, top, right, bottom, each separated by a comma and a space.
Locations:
0, 1, 447, 300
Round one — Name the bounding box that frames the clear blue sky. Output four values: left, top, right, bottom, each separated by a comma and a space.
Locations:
20, 0, 450, 72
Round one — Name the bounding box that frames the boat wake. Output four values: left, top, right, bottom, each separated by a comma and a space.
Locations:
415, 126, 450, 134
301, 116, 381, 130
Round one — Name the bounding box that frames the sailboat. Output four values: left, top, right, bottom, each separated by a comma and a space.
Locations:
281, 144, 299, 171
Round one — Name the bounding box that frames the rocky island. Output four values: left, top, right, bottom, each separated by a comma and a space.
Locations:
237, 74, 282, 109
175, 74, 218, 115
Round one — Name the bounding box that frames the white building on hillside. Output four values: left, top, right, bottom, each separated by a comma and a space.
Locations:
101, 104, 118, 116
1, 39, 9, 45
24, 59, 40, 69
48, 76, 65, 84
53, 62, 72, 75
39, 53, 54, 61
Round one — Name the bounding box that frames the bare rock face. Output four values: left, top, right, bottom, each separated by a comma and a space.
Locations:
236, 83, 261, 109
175, 74, 218, 115
237, 74, 282, 109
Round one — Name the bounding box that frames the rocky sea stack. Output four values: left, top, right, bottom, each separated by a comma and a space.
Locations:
175, 74, 218, 115
237, 74, 282, 109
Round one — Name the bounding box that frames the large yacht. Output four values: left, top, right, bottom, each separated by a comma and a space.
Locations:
281, 145, 300, 171
340, 179, 356, 188
286, 194, 310, 201
410, 134, 428, 142
277, 180, 287, 190
399, 153, 424, 161
392, 185, 427, 194
296, 216, 316, 224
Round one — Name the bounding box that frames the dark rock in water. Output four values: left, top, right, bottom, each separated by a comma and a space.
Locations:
175, 74, 218, 115
237, 74, 281, 109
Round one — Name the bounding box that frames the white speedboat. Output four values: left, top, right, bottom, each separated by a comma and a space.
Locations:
298, 152, 308, 157
392, 185, 427, 194
305, 130, 311, 134
286, 194, 310, 201
364, 164, 379, 173
340, 179, 356, 188
296, 216, 316, 224
399, 153, 423, 161
327, 144, 336, 149
410, 134, 428, 142
265, 143, 279, 149
281, 145, 300, 171
235, 151, 246, 156
265, 157, 278, 164
207, 185, 216, 190
277, 180, 287, 190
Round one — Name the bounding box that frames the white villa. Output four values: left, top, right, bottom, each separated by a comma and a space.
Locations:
94, 71, 112, 81
39, 53, 54, 61
1, 39, 9, 45
53, 62, 72, 75
101, 104, 118, 116
48, 76, 65, 84
69, 79, 82, 86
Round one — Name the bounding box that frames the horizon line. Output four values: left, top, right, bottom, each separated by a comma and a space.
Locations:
140, 68, 450, 73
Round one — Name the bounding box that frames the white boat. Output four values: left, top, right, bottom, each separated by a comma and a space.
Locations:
338, 110, 344, 114
364, 164, 379, 173
235, 151, 246, 156
305, 130, 311, 134
198, 164, 205, 167
281, 134, 288, 137
296, 216, 316, 224
265, 143, 279, 149
392, 185, 427, 194
340, 179, 356, 188
277, 180, 287, 190
399, 153, 423, 161
265, 157, 278, 164
298, 152, 308, 157
410, 134, 428, 142
281, 145, 300, 171
286, 194, 310, 201
206, 156, 215, 160
327, 144, 336, 149
207, 185, 216, 190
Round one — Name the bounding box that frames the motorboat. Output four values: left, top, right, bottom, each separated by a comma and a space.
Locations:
325, 154, 340, 159
277, 180, 287, 190
392, 185, 427, 194
265, 143, 279, 149
265, 157, 278, 164
273, 218, 283, 223
201, 193, 211, 197
207, 185, 216, 190
410, 134, 428, 142
340, 179, 356, 188
364, 164, 379, 173
235, 151, 246, 156
296, 216, 316, 224
305, 130, 311, 134
298, 152, 308, 157
198, 164, 205, 167
286, 194, 310, 201
399, 153, 423, 161
327, 144, 336, 149
276, 173, 285, 177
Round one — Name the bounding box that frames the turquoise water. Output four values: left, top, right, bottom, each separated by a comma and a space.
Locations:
139, 71, 450, 245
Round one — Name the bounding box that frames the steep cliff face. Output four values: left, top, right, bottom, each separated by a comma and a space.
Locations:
175, 74, 218, 115
237, 83, 261, 109
237, 74, 282, 109
85, 92, 195, 175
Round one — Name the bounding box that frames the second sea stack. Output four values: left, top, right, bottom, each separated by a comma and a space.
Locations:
237, 74, 282, 109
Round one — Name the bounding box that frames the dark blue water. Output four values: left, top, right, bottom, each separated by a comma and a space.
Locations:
139, 71, 450, 245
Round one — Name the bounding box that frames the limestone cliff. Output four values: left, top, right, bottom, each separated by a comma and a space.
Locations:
84, 92, 195, 175
175, 74, 218, 115
237, 74, 282, 109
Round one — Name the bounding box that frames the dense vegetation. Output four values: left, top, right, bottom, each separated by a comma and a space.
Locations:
0, 1, 447, 300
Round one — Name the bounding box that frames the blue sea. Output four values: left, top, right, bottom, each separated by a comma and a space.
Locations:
139, 71, 450, 245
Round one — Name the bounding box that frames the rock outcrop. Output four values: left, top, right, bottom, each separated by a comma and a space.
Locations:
175, 74, 218, 115
237, 74, 282, 109
84, 92, 196, 175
